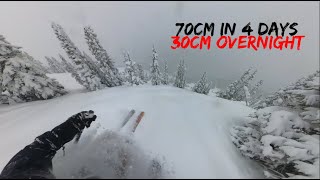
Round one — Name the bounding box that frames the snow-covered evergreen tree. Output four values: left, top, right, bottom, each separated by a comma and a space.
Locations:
52, 22, 103, 91
45, 56, 65, 73
174, 59, 186, 89
45, 56, 56, 73
298, 72, 320, 133
193, 72, 211, 95
82, 52, 111, 87
150, 46, 161, 86
59, 54, 74, 73
250, 80, 263, 97
133, 64, 144, 85
249, 80, 264, 106
123, 51, 142, 85
84, 26, 122, 86
218, 68, 263, 103
162, 61, 169, 85
0, 35, 21, 103
58, 53, 82, 83
244, 85, 251, 106
52, 56, 66, 73
257, 71, 320, 132
144, 71, 151, 84
258, 72, 319, 110
123, 51, 134, 85
231, 71, 320, 179
0, 35, 66, 104
136, 64, 147, 83
21, 53, 50, 74
167, 73, 175, 85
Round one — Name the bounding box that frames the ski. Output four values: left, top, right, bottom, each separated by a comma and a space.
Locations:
119, 109, 135, 130
132, 111, 145, 133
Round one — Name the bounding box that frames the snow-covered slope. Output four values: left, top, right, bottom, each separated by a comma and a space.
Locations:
0, 73, 263, 178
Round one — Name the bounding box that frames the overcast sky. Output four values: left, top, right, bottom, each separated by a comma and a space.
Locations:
0, 1, 319, 92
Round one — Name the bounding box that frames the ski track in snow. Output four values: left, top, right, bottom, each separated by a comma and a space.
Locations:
0, 73, 264, 178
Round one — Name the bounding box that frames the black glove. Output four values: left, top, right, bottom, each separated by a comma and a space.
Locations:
68, 110, 97, 130
39, 110, 98, 148
0, 110, 98, 179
